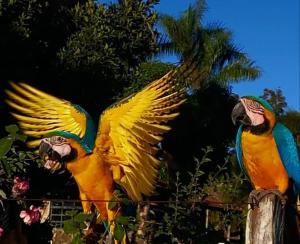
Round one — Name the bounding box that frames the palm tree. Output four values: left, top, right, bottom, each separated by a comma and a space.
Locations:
158, 0, 261, 89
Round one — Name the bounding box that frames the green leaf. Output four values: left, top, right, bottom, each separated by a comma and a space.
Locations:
5, 124, 19, 135
1, 158, 12, 177
65, 210, 78, 217
108, 201, 117, 210
114, 224, 125, 241
19, 152, 26, 161
0, 190, 7, 199
63, 219, 78, 234
116, 216, 129, 225
16, 162, 25, 170
15, 134, 27, 142
74, 212, 92, 222
122, 198, 130, 205
0, 138, 13, 158
79, 222, 87, 229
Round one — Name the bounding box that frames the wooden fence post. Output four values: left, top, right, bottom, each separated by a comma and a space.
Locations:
245, 190, 285, 244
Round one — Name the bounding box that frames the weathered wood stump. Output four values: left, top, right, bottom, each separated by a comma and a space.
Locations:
52, 228, 73, 244
245, 190, 286, 244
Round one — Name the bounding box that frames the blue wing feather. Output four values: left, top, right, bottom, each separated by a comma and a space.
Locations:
273, 123, 300, 192
236, 125, 249, 179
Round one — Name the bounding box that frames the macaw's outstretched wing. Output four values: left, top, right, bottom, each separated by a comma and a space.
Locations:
273, 123, 300, 192
5, 83, 96, 153
95, 70, 186, 201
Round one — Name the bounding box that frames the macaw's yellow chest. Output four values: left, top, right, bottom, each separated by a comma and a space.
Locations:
241, 131, 289, 193
66, 153, 114, 202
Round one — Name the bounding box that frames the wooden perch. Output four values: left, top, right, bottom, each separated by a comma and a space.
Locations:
245, 190, 285, 244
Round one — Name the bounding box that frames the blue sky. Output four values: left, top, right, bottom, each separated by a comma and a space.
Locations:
156, 0, 300, 110
101, 0, 299, 110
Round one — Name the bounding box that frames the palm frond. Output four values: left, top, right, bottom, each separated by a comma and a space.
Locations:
210, 60, 261, 85
157, 0, 261, 89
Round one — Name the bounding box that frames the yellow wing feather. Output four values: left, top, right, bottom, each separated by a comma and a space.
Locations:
95, 70, 186, 201
5, 82, 87, 148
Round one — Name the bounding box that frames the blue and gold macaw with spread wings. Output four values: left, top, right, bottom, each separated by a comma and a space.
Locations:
5, 70, 186, 236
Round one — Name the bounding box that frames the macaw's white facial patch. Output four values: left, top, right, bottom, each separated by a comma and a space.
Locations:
241, 98, 265, 126
248, 112, 265, 126
42, 136, 72, 157
52, 144, 71, 158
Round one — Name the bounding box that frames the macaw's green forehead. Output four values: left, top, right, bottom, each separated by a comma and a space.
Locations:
242, 96, 275, 114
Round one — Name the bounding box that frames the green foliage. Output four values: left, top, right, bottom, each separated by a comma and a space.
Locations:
151, 148, 209, 242
61, 190, 134, 242
0, 0, 78, 79
0, 137, 13, 159
0, 0, 159, 80
260, 88, 287, 116
60, 0, 159, 77
0, 125, 40, 182
113, 222, 125, 241
140, 147, 247, 243
0, 0, 160, 125
63, 210, 93, 244
108, 191, 134, 241
203, 159, 248, 204
116, 61, 174, 99
0, 124, 47, 241
108, 189, 130, 210
0, 125, 26, 158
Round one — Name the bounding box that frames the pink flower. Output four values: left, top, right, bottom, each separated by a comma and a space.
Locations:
12, 177, 29, 195
20, 205, 41, 225
0, 227, 4, 237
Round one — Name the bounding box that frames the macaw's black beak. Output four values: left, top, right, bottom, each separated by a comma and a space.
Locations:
231, 101, 251, 126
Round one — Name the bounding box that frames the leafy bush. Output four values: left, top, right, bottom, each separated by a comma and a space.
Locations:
138, 147, 247, 243
0, 125, 41, 192
0, 125, 50, 242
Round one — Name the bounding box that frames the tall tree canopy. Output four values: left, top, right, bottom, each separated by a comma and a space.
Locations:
158, 0, 261, 89
0, 0, 159, 131
260, 88, 287, 116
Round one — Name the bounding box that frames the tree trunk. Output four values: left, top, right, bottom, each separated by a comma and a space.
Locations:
245, 190, 285, 244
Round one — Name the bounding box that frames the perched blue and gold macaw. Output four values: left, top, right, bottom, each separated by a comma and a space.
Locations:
5, 70, 185, 237
231, 96, 300, 201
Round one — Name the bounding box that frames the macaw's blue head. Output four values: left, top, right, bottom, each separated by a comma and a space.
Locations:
231, 96, 276, 134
